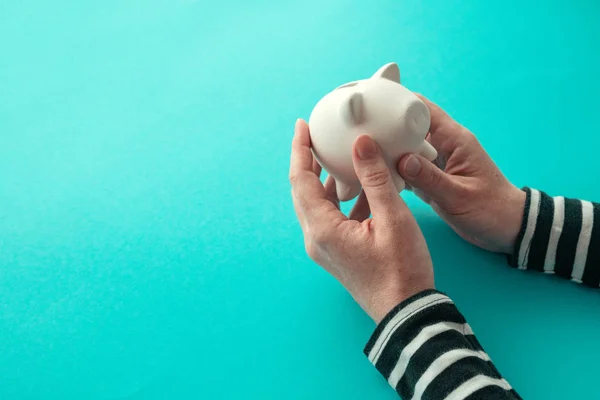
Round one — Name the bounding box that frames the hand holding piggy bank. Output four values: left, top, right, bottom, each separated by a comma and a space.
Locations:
308, 62, 437, 201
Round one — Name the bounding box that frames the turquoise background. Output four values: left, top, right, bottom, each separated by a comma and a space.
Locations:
1, 0, 600, 398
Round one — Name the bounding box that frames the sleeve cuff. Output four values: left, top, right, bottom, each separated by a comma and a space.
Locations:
364, 289, 446, 360
363, 290, 517, 399
507, 187, 600, 287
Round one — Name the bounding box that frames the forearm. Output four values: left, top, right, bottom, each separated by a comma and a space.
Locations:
364, 290, 521, 399
508, 188, 600, 286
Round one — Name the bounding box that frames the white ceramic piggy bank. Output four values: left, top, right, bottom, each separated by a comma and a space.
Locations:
308, 62, 437, 201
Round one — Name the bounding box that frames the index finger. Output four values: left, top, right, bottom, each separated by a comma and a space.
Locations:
415, 93, 466, 154
289, 119, 344, 225
415, 94, 455, 135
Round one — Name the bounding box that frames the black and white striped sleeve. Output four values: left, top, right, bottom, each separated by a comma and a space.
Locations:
507, 188, 600, 286
364, 290, 521, 400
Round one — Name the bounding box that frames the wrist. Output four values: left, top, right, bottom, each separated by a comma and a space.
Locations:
495, 186, 527, 255
360, 276, 435, 323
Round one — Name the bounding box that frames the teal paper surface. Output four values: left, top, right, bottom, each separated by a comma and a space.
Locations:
1, 1, 600, 398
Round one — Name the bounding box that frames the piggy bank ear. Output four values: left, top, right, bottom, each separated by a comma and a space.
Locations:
372, 62, 400, 83
340, 92, 364, 126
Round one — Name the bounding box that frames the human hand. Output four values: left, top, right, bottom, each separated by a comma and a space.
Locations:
290, 119, 434, 323
397, 95, 526, 255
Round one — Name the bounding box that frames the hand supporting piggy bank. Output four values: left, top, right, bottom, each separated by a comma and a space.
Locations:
308, 62, 437, 201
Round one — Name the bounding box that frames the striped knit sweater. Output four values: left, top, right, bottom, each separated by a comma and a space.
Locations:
364, 187, 599, 399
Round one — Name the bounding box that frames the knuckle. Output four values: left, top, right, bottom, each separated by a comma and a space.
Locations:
304, 239, 319, 260
310, 225, 332, 245
304, 218, 344, 261
462, 130, 479, 145
289, 170, 312, 185
426, 168, 442, 188
361, 167, 390, 188
288, 171, 299, 184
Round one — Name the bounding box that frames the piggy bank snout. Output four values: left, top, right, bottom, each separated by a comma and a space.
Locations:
404, 98, 430, 138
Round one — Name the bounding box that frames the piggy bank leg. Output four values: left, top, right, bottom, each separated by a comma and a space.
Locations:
336, 180, 361, 202
419, 141, 438, 161
391, 170, 406, 193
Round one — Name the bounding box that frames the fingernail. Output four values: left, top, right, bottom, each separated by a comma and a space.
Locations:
356, 136, 378, 160
404, 155, 422, 177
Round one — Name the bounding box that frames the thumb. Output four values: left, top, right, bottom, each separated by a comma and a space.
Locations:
352, 135, 406, 222
398, 153, 457, 204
